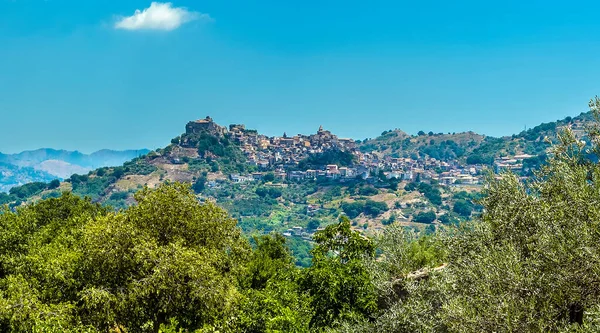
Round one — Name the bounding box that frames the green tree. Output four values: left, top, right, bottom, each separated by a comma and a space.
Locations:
413, 210, 436, 223
0, 183, 250, 332
0, 193, 108, 331
341, 201, 365, 219
298, 149, 356, 170
336, 226, 447, 333
452, 199, 473, 217
300, 216, 377, 329
109, 191, 128, 201
263, 172, 276, 182
439, 109, 600, 331
363, 200, 388, 217
341, 200, 387, 219
192, 176, 206, 193
47, 179, 61, 190
358, 186, 378, 196
9, 182, 47, 199
307, 219, 321, 230
234, 234, 310, 332
388, 178, 400, 191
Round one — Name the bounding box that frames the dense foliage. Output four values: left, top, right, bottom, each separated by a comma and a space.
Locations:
412, 210, 436, 223
0, 183, 379, 332
300, 217, 376, 329
404, 181, 442, 205
418, 139, 466, 160
0, 184, 252, 332
340, 200, 388, 218
298, 149, 355, 170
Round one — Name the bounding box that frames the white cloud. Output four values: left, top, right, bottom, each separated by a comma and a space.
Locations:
114, 2, 210, 31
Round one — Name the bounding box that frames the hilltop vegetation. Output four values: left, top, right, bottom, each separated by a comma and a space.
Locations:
359, 130, 485, 161
359, 110, 594, 163
4, 98, 600, 331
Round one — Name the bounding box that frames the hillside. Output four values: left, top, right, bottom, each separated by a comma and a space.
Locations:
359, 130, 486, 161
1, 111, 595, 264
359, 111, 594, 165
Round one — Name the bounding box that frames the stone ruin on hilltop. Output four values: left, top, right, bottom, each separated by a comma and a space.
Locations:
185, 116, 227, 136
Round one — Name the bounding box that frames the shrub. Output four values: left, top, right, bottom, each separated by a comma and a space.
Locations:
341, 201, 365, 219
412, 211, 436, 223
364, 200, 388, 217
358, 186, 379, 196
453, 199, 474, 217
307, 219, 321, 230
47, 179, 61, 190
109, 191, 129, 201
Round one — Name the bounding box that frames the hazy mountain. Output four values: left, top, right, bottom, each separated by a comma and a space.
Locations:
35, 160, 92, 179
0, 148, 150, 192
0, 148, 150, 169
0, 162, 56, 193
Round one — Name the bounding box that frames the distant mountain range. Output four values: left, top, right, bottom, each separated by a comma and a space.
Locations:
0, 148, 150, 192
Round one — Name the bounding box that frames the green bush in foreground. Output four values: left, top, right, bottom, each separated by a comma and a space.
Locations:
0, 183, 371, 332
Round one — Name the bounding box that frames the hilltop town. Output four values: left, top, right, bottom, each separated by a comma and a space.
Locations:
177, 116, 541, 187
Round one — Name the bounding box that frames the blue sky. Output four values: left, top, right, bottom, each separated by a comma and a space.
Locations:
1, 0, 600, 153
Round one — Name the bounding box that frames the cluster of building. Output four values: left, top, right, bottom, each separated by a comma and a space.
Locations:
493, 154, 535, 173
282, 226, 314, 240
186, 117, 537, 187
229, 123, 356, 167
